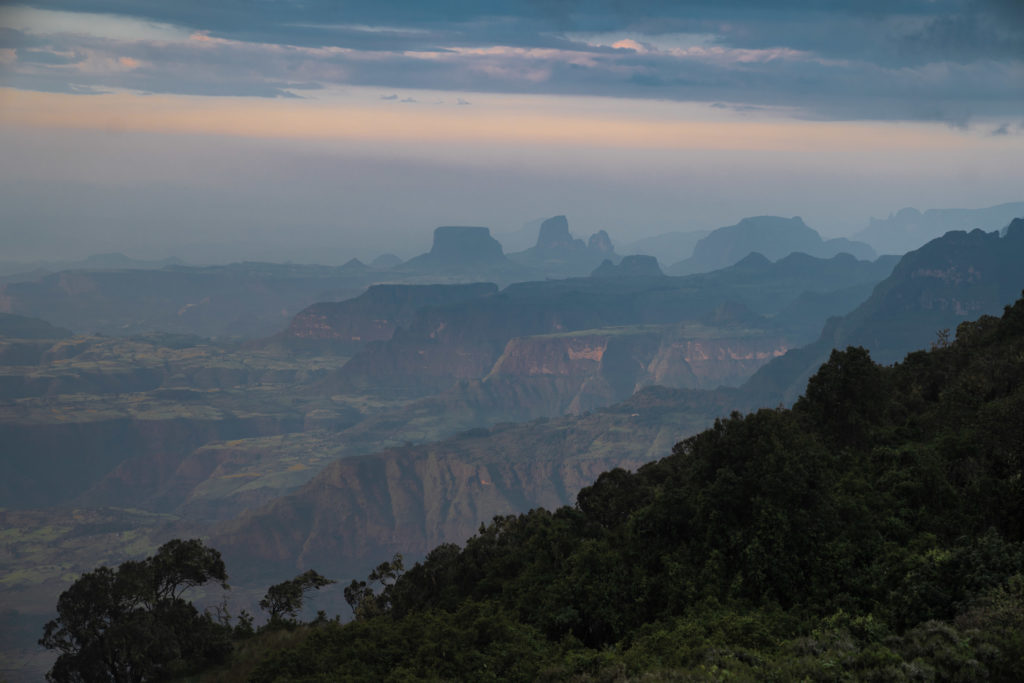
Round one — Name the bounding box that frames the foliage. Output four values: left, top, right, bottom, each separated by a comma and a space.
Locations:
344, 554, 404, 621
39, 539, 232, 682
260, 570, 336, 628
237, 294, 1024, 680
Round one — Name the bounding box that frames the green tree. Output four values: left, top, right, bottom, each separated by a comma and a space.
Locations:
40, 539, 231, 682
260, 569, 336, 627
344, 554, 404, 620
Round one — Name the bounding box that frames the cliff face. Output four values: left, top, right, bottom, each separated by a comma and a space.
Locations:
838, 226, 1024, 363
213, 385, 741, 581
281, 282, 498, 353
486, 326, 788, 414
0, 413, 303, 509
331, 253, 888, 397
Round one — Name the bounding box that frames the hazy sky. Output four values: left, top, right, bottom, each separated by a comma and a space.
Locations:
1, 1, 1022, 263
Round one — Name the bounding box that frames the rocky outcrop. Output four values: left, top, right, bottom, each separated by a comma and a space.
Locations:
508, 216, 620, 277
536, 215, 583, 250
400, 226, 509, 272
486, 325, 788, 414
588, 230, 615, 254
430, 226, 506, 265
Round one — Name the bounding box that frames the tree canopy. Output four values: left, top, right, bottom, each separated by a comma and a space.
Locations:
40, 539, 232, 682
247, 294, 1024, 681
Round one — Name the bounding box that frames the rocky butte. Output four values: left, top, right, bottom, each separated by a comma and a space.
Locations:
400, 226, 508, 270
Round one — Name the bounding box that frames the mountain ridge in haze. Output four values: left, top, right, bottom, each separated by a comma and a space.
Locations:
667, 216, 875, 275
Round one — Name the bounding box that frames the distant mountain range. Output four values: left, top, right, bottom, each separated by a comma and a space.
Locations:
854, 201, 1024, 255
746, 218, 1024, 404
3, 210, 1023, 680
617, 229, 710, 266
211, 216, 1024, 586
666, 216, 876, 275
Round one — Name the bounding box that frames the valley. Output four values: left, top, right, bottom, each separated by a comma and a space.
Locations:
2, 212, 1023, 680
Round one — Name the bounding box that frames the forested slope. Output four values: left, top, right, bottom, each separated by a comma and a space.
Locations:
242, 293, 1024, 681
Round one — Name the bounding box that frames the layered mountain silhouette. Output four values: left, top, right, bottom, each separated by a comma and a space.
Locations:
278, 283, 498, 354
209, 220, 1024, 588
398, 226, 507, 271
322, 251, 893, 397
507, 215, 620, 277
667, 216, 875, 275
746, 218, 1024, 403
617, 229, 710, 266
854, 201, 1024, 255
590, 254, 664, 278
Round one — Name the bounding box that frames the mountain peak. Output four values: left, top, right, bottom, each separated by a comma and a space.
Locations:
428, 226, 506, 265
535, 215, 582, 250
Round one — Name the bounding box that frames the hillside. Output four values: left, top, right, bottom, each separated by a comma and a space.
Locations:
747, 220, 1024, 403
236, 291, 1024, 681
210, 385, 746, 581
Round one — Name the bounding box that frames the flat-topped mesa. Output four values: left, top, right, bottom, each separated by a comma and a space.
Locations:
591, 254, 664, 278
429, 226, 506, 266
535, 215, 584, 251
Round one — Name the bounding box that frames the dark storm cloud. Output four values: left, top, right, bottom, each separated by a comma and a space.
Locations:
3, 0, 1021, 122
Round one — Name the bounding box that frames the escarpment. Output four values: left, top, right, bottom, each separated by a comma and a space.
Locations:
280, 282, 498, 353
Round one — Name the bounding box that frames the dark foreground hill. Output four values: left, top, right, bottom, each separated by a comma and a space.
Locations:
227, 292, 1024, 682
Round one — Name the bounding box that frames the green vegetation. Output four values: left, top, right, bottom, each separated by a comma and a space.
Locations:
229, 294, 1024, 680
40, 540, 233, 682
261, 571, 337, 628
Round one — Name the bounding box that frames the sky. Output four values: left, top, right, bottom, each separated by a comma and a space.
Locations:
0, 0, 1022, 263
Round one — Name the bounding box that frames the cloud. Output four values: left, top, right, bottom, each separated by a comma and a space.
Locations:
15, 47, 82, 64
400, 97, 416, 103
456, 97, 470, 105
1, 1, 1020, 124
380, 93, 398, 100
